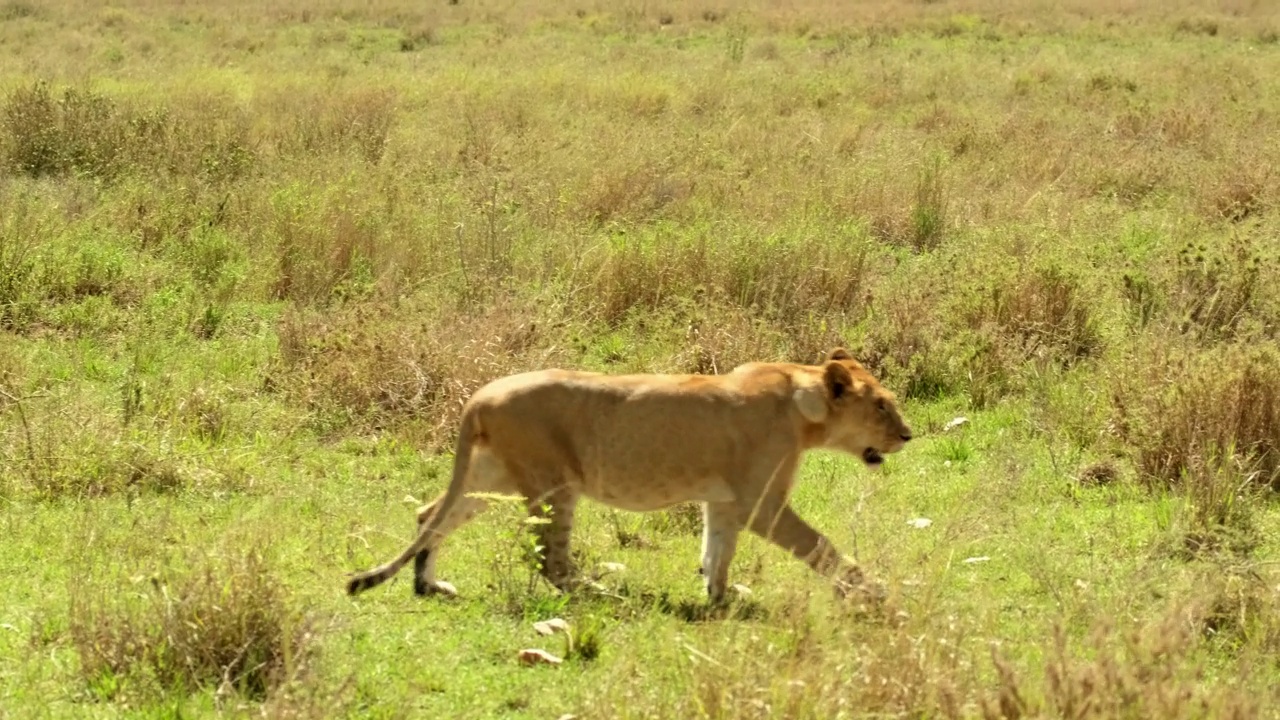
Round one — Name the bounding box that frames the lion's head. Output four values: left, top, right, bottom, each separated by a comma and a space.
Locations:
794, 347, 912, 467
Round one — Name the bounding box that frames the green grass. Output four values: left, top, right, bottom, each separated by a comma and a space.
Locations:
2, 0, 1280, 717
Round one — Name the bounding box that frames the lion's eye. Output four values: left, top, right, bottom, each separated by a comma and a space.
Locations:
876, 400, 887, 414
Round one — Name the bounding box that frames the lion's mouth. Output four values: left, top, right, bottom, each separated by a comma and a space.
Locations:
862, 448, 884, 466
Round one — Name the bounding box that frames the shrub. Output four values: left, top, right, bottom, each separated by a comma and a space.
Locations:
1, 81, 127, 179
861, 263, 1103, 407
1, 81, 257, 183
69, 545, 312, 703
1174, 446, 1261, 559
0, 187, 52, 330
265, 86, 398, 164
583, 230, 874, 345
1113, 342, 1280, 490
272, 296, 560, 449
1171, 237, 1273, 343
963, 265, 1102, 369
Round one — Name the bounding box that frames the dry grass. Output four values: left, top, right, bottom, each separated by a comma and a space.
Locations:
583, 593, 1268, 719
986, 611, 1260, 719
273, 296, 560, 448
68, 544, 313, 705
1113, 342, 1280, 490
1, 0, 1280, 716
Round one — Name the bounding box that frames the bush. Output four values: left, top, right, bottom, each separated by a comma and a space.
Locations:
1171, 237, 1273, 343
963, 264, 1102, 369
69, 545, 312, 703
1113, 342, 1280, 490
2, 81, 127, 179
1, 81, 257, 183
272, 296, 560, 448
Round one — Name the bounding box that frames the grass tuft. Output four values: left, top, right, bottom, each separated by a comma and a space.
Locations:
68, 544, 313, 704
1114, 343, 1280, 490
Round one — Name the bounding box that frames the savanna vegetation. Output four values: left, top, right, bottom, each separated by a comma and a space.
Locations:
1, 0, 1280, 717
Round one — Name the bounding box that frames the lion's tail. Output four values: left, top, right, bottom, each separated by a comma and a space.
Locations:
346, 410, 480, 596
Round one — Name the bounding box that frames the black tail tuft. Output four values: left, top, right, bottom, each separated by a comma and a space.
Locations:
347, 573, 379, 596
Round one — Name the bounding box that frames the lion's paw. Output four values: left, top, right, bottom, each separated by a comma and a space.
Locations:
414, 578, 459, 598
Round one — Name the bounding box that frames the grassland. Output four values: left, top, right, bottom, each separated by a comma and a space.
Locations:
1, 0, 1279, 717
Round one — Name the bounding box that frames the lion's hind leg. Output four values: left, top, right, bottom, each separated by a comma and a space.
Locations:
408, 445, 518, 597
412, 493, 493, 597
523, 484, 581, 593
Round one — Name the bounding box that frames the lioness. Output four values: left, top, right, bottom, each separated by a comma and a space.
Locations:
346, 348, 912, 604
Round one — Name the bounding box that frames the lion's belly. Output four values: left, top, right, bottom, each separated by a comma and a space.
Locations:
546, 384, 758, 511
575, 435, 741, 511
578, 470, 735, 512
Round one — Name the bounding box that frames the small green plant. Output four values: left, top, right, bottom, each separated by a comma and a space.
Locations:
725, 26, 747, 63
1176, 444, 1261, 559
1121, 269, 1160, 328
564, 614, 605, 662
934, 436, 975, 465
911, 158, 947, 251
484, 492, 557, 617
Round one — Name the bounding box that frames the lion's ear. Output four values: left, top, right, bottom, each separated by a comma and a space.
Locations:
823, 360, 858, 402
826, 347, 853, 362
793, 386, 828, 423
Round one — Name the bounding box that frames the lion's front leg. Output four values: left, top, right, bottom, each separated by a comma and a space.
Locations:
746, 502, 882, 604
701, 501, 743, 605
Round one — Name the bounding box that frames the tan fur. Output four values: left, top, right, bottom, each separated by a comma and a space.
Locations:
346, 347, 913, 604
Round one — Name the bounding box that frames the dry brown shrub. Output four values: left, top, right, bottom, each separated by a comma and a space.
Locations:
667, 299, 781, 375
857, 272, 956, 400
655, 295, 845, 376
578, 163, 691, 225
262, 86, 398, 163
846, 158, 949, 253
274, 296, 560, 450
269, 201, 379, 306
69, 544, 313, 704
1112, 342, 1280, 490
1093, 158, 1165, 206
1202, 166, 1272, 224
1155, 106, 1212, 148
585, 232, 873, 344
986, 614, 1257, 719
398, 23, 438, 52
1174, 17, 1220, 37
964, 265, 1102, 368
